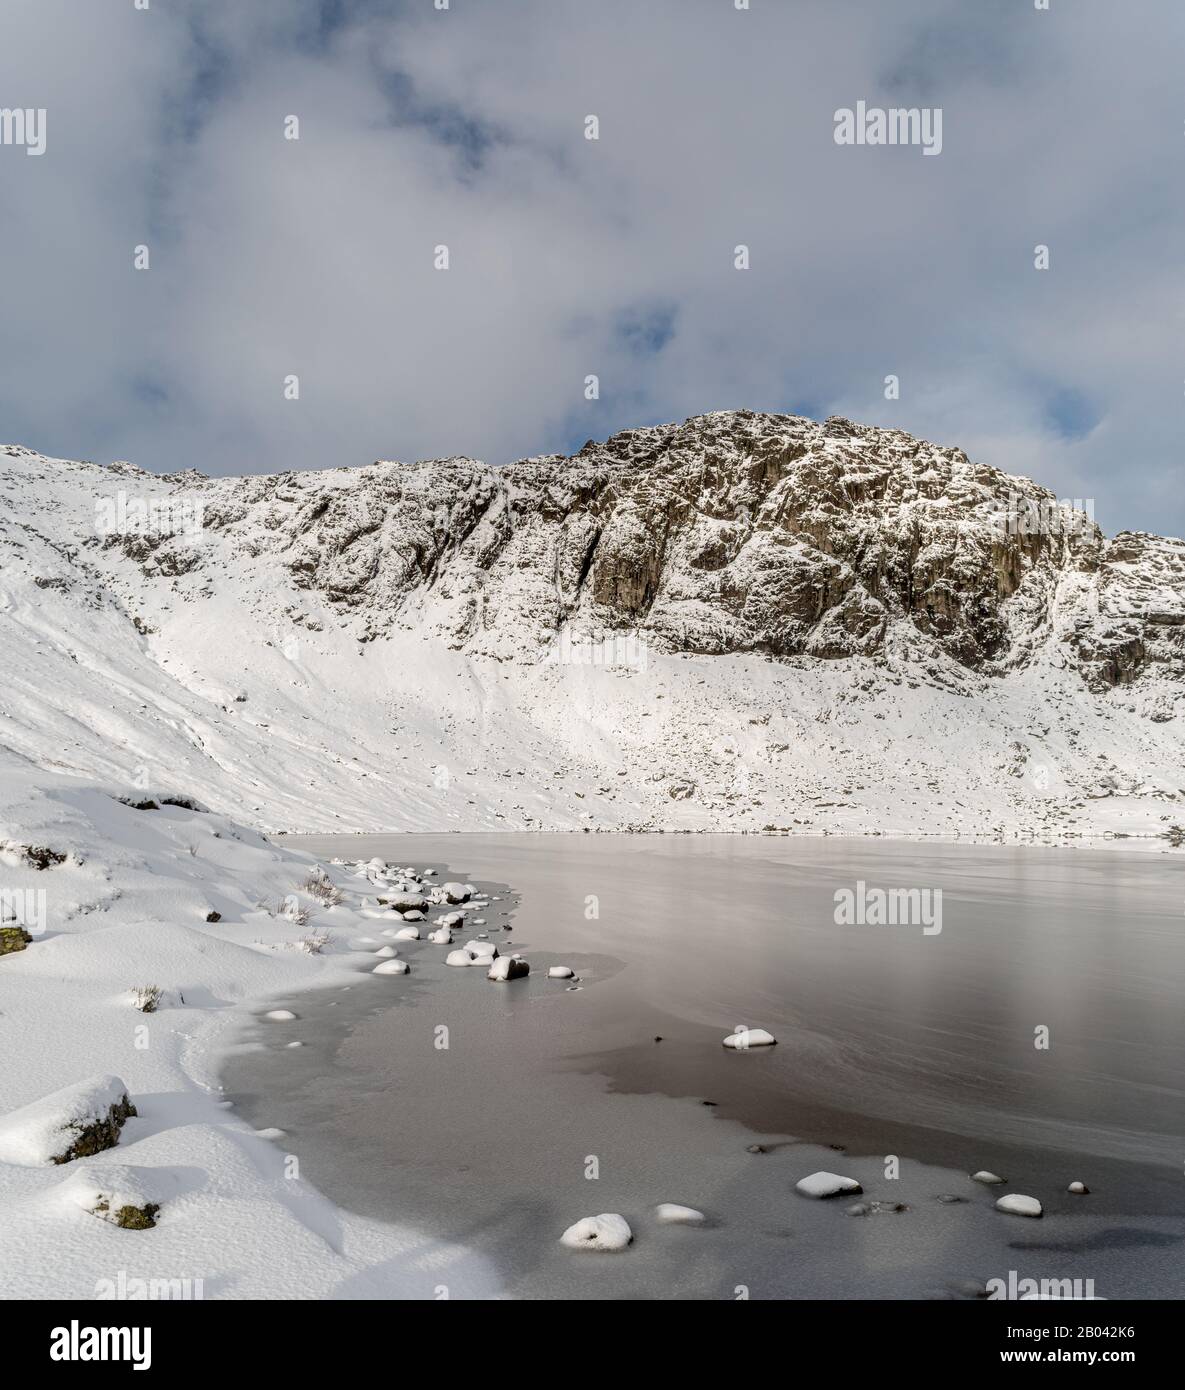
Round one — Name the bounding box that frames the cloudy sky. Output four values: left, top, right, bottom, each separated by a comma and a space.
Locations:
1, 0, 1182, 537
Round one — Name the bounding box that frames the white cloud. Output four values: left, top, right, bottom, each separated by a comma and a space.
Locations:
0, 0, 1181, 538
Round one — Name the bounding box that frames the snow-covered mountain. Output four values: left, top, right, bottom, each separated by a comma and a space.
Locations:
2, 411, 1182, 840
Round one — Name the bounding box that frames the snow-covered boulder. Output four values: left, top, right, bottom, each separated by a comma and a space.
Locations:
795, 1171, 862, 1199
488, 955, 529, 982
384, 893, 428, 915
58, 1163, 175, 1229
995, 1194, 1042, 1218
0, 1075, 136, 1167
972, 1170, 1005, 1185
560, 1213, 632, 1251
548, 965, 575, 979
394, 926, 420, 941
373, 959, 410, 976
442, 882, 471, 904
655, 1203, 706, 1225
722, 1028, 777, 1049
427, 927, 452, 945
446, 949, 476, 967
464, 939, 497, 961
374, 945, 398, 958
1067, 1181, 1089, 1194
264, 1009, 297, 1021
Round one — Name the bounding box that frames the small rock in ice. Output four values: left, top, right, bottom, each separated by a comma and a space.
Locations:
285, 1041, 303, 1049
548, 965, 575, 979
265, 1010, 297, 1021
488, 955, 529, 982
971, 1170, 1005, 1185
395, 926, 421, 941
995, 1193, 1043, 1218
560, 1213, 632, 1251
722, 1028, 777, 1049
373, 959, 410, 976
1067, 1181, 1088, 1194
796, 1171, 863, 1199
654, 1203, 706, 1225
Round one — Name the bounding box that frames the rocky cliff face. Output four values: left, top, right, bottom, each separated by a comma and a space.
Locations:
126, 411, 1184, 689
1, 413, 1182, 838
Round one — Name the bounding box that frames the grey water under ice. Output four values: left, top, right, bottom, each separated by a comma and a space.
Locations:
222, 835, 1185, 1299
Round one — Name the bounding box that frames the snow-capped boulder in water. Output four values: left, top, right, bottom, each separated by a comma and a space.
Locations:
373, 959, 410, 976
464, 939, 497, 961
655, 1203, 706, 1225
488, 955, 529, 982
394, 926, 420, 941
722, 1028, 777, 1049
446, 949, 476, 967
995, 1194, 1043, 1218
1067, 1181, 1089, 1195
0, 1075, 136, 1166
971, 1170, 1005, 1185
427, 927, 452, 945
548, 965, 575, 979
560, 1213, 632, 1251
796, 1171, 863, 1199
442, 882, 471, 904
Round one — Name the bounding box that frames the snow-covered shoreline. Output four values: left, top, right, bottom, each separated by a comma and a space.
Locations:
0, 756, 501, 1299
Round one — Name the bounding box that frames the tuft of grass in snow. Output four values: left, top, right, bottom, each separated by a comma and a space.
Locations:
129, 985, 162, 1014
295, 931, 330, 955
301, 871, 343, 906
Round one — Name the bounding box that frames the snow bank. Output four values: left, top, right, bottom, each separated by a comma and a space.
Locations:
0, 1075, 134, 1167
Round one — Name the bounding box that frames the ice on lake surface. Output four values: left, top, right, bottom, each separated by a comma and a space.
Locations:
223, 835, 1185, 1299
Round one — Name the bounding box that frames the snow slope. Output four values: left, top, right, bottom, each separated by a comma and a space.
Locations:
0, 412, 1182, 841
